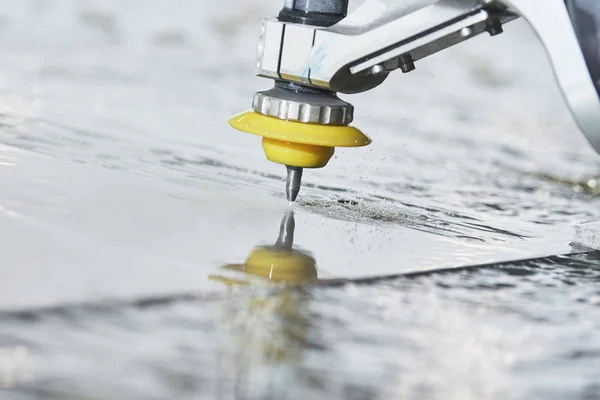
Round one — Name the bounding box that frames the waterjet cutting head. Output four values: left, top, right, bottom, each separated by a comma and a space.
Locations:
228, 83, 370, 202
230, 0, 600, 201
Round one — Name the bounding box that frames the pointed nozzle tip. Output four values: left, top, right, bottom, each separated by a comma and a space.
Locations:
285, 166, 303, 203
287, 189, 300, 203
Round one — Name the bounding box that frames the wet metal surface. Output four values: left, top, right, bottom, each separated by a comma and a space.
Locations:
0, 0, 599, 398
2, 252, 600, 399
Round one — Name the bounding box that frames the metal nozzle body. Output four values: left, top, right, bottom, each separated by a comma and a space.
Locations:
285, 166, 303, 202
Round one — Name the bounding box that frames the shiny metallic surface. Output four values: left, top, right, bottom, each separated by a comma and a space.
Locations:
370, 64, 384, 75
252, 85, 354, 124
285, 165, 303, 202
256, 1, 515, 92
255, 18, 283, 79
504, 0, 600, 154
460, 26, 474, 37
255, 18, 305, 81
278, 0, 348, 26
290, 0, 348, 15
344, 9, 494, 75
254, 0, 600, 155
566, 0, 600, 96
279, 24, 316, 85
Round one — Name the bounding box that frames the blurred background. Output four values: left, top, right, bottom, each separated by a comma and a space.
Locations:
0, 0, 599, 398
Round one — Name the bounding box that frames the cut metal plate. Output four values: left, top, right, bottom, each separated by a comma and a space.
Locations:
573, 221, 600, 250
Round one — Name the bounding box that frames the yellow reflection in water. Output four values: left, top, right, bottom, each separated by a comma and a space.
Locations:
210, 209, 318, 384
209, 210, 318, 285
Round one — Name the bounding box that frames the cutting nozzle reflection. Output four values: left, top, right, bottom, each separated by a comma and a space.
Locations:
210, 210, 318, 285
275, 209, 295, 248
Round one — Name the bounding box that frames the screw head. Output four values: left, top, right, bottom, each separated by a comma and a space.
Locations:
398, 54, 415, 73
370, 64, 384, 75
460, 27, 473, 37
486, 19, 503, 36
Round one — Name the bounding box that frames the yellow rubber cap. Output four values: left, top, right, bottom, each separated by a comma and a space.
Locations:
229, 111, 370, 147
229, 111, 370, 169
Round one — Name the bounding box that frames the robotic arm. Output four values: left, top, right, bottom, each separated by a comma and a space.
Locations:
229, 0, 600, 201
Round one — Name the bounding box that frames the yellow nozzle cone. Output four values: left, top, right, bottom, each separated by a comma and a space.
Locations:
261, 137, 334, 168
229, 111, 370, 168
